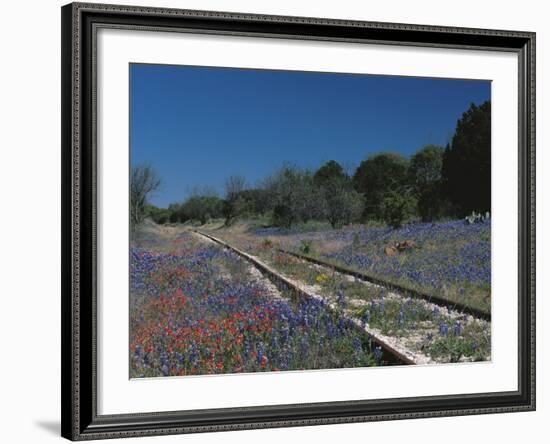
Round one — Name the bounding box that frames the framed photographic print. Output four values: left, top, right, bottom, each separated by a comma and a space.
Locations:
61, 2, 536, 440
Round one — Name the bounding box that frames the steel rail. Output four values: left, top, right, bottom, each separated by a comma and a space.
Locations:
193, 230, 420, 366
277, 248, 491, 322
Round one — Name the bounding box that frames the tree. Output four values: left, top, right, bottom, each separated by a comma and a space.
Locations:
183, 195, 223, 225
312, 160, 364, 228
322, 178, 364, 228
409, 145, 445, 221
223, 175, 247, 226
352, 153, 409, 220
145, 205, 171, 224
222, 195, 248, 226
442, 101, 491, 215
313, 160, 348, 187
238, 188, 271, 215
130, 165, 161, 227
267, 165, 325, 228
225, 175, 246, 201
167, 202, 186, 223
381, 190, 417, 229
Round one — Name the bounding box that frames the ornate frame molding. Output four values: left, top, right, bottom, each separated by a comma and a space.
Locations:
61, 2, 535, 440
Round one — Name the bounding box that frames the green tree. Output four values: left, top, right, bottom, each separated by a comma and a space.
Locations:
442, 101, 491, 215
166, 203, 181, 223
352, 152, 409, 220
267, 165, 325, 228
313, 160, 348, 187
145, 205, 171, 224
314, 160, 363, 228
183, 195, 223, 225
381, 190, 417, 229
322, 178, 364, 228
222, 195, 248, 226
238, 188, 271, 215
409, 145, 445, 221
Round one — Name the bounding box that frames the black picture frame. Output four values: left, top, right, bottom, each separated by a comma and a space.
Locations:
61, 2, 536, 440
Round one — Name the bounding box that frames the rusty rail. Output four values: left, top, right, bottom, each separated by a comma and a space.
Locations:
278, 248, 491, 322
193, 230, 419, 366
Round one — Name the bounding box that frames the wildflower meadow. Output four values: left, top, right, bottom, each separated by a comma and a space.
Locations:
130, 229, 385, 378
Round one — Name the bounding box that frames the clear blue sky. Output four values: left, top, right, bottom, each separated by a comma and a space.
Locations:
130, 63, 490, 208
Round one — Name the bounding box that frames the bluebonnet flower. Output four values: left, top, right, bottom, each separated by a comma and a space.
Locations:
398, 309, 405, 327
160, 350, 170, 376
453, 321, 462, 336
301, 335, 310, 357
257, 342, 266, 365
353, 337, 363, 355
188, 341, 199, 366
319, 219, 490, 298
363, 310, 371, 324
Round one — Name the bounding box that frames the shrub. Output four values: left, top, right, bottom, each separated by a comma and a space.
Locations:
381, 191, 417, 229
323, 182, 364, 229
299, 240, 313, 254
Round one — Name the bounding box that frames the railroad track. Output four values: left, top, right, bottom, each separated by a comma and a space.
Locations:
277, 248, 491, 322
193, 230, 424, 366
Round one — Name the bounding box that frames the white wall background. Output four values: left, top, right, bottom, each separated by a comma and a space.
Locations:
0, 0, 545, 443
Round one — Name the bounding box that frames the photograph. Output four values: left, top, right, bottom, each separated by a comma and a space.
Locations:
129, 63, 492, 378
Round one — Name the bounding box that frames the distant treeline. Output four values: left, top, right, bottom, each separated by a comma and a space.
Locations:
136, 101, 490, 229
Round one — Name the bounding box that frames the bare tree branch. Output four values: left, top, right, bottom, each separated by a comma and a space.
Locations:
130, 164, 161, 227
